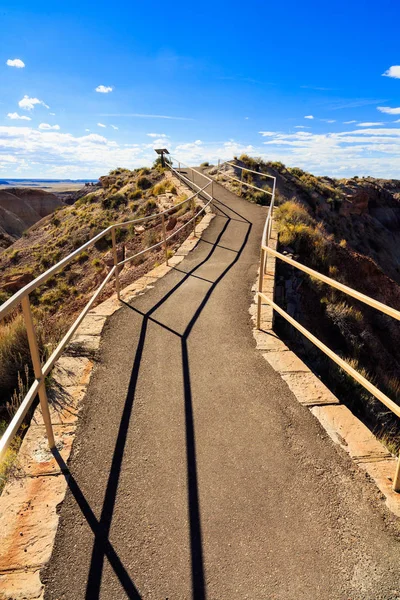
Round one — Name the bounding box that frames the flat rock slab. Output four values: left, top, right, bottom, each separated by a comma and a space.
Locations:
264, 349, 310, 373
16, 425, 76, 477
33, 386, 86, 426
0, 569, 44, 600
311, 405, 392, 463
359, 458, 400, 518
51, 356, 93, 388
0, 475, 67, 571
281, 371, 340, 407
75, 314, 107, 336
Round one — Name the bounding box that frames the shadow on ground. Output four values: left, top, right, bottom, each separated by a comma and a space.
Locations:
52, 197, 251, 599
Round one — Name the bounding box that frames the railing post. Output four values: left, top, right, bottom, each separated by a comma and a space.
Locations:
256, 247, 265, 329
21, 295, 55, 450
393, 457, 400, 493
239, 169, 244, 196
192, 198, 197, 236
162, 214, 168, 265
111, 227, 121, 300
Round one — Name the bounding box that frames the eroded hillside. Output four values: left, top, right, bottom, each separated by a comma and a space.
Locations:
0, 164, 199, 429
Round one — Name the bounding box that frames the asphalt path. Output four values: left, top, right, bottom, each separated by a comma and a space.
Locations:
44, 173, 400, 599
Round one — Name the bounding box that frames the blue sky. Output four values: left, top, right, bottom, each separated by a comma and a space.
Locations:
1, 0, 399, 178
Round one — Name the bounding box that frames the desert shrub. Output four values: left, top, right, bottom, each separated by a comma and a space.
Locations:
77, 251, 89, 264
51, 216, 61, 227
101, 193, 127, 210
251, 191, 270, 205
129, 189, 142, 200
239, 154, 259, 170
75, 193, 98, 208
0, 314, 30, 398
109, 167, 131, 176
137, 176, 152, 190
152, 180, 177, 196
92, 257, 102, 269
9, 250, 20, 264
200, 162, 210, 167
275, 200, 330, 265
142, 199, 157, 215
143, 229, 159, 248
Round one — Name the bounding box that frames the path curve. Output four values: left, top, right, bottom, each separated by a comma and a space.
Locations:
44, 176, 400, 600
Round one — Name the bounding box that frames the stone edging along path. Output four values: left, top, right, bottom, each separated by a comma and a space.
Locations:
0, 209, 214, 600
252, 221, 400, 521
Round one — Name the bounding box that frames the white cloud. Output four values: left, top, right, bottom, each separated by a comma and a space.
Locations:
321, 119, 336, 123
38, 123, 60, 130
6, 58, 25, 68
49, 112, 56, 116
110, 125, 119, 130
18, 95, 49, 111
95, 85, 113, 93
85, 129, 91, 132
7, 112, 31, 121
377, 106, 400, 115
257, 126, 400, 177
357, 122, 384, 127
382, 66, 400, 79
147, 133, 167, 138
295, 125, 310, 129
304, 115, 314, 119
97, 123, 106, 128
343, 120, 357, 124
259, 131, 276, 137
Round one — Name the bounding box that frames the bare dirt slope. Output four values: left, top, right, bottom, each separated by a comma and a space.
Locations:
0, 187, 64, 248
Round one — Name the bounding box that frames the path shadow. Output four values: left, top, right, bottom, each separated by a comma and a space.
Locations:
56, 196, 252, 599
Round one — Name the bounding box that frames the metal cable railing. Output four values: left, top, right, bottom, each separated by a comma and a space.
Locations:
0, 159, 214, 462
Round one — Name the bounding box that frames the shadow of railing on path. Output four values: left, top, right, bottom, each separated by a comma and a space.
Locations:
55, 195, 252, 600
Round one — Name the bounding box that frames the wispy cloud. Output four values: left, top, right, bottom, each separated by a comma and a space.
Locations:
377, 106, 400, 115
7, 112, 31, 121
382, 66, 400, 79
147, 133, 167, 138
98, 113, 193, 120
327, 98, 387, 110
301, 85, 336, 91
38, 123, 60, 130
343, 120, 357, 124
6, 58, 25, 68
95, 85, 113, 93
18, 95, 49, 110
321, 119, 336, 123
97, 123, 106, 128
357, 122, 384, 127
110, 125, 119, 130
295, 125, 310, 129
304, 115, 314, 119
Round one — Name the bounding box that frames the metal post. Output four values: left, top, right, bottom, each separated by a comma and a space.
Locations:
393, 457, 400, 493
162, 214, 168, 265
256, 248, 265, 329
192, 198, 197, 236
111, 227, 121, 300
21, 295, 55, 450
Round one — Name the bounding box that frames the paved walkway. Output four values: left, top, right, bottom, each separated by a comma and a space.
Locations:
44, 176, 400, 599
